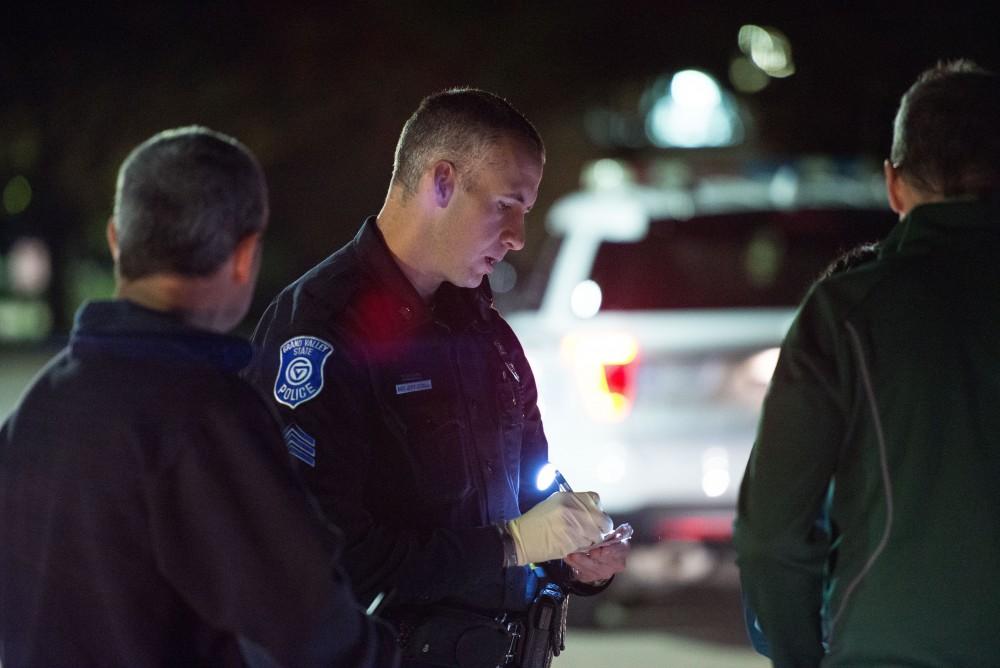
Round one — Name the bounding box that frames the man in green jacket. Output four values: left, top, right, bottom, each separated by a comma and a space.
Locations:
734, 60, 1000, 666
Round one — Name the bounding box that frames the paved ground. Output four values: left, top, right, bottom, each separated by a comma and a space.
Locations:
555, 554, 768, 666
558, 631, 768, 668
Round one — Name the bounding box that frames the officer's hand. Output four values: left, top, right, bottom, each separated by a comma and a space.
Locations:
506, 491, 612, 566
565, 541, 629, 584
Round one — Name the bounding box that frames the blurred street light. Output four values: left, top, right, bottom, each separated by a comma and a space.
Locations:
645, 70, 745, 148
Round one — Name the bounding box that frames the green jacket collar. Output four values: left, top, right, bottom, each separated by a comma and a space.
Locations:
880, 196, 1000, 258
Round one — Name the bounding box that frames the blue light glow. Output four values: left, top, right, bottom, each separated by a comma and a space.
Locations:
536, 463, 557, 491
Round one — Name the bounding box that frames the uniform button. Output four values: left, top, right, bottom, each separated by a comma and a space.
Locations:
399, 306, 413, 320
486, 462, 495, 473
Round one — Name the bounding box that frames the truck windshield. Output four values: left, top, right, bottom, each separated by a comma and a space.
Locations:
589, 208, 896, 310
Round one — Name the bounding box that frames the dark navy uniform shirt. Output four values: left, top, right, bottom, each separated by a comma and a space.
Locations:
244, 219, 590, 620
0, 300, 397, 667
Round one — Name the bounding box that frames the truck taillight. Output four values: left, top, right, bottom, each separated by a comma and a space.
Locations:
561, 332, 639, 422
656, 514, 735, 542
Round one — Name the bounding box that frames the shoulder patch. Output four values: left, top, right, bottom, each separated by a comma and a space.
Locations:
273, 336, 334, 409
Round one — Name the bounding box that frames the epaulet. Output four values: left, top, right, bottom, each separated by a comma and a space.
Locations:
287, 246, 365, 320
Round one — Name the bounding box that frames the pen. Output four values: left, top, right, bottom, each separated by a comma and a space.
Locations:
553, 468, 574, 493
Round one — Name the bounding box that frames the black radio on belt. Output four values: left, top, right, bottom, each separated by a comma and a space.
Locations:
516, 583, 568, 668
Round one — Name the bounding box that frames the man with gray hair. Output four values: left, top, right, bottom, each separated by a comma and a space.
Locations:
0, 126, 398, 667
735, 61, 1000, 666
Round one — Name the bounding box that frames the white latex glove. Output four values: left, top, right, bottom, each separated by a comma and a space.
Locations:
506, 491, 613, 566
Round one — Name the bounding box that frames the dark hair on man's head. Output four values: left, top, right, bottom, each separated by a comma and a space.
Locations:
113, 126, 268, 280
890, 59, 1000, 197
391, 87, 544, 195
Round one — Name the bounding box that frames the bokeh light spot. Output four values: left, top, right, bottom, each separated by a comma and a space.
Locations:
8, 237, 52, 296
3, 176, 32, 215
738, 25, 795, 78
570, 279, 602, 319
729, 56, 770, 93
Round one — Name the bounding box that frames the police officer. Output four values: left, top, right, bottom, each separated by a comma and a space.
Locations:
0, 127, 398, 667
244, 89, 629, 667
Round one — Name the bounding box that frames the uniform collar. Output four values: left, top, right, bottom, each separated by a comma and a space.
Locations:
881, 196, 1000, 259
353, 217, 495, 332
353, 217, 430, 329
70, 299, 252, 373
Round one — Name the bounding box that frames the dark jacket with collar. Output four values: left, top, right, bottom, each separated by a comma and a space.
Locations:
244, 219, 589, 620
0, 300, 397, 668
735, 198, 1000, 666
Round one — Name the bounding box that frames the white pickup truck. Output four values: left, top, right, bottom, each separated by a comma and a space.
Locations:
503, 159, 894, 548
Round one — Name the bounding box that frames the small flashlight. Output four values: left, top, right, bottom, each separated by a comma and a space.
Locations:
536, 462, 574, 492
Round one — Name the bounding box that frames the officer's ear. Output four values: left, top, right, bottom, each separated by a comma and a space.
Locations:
431, 160, 457, 208
106, 218, 120, 262
231, 231, 263, 284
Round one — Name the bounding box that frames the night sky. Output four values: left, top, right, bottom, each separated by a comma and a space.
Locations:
3, 1, 998, 332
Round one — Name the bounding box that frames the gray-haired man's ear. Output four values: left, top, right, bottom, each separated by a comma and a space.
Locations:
106, 218, 121, 262
231, 231, 263, 285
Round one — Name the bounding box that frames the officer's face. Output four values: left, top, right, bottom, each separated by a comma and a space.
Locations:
437, 137, 543, 289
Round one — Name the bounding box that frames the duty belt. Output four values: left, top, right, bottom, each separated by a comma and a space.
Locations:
394, 606, 521, 667
392, 584, 568, 668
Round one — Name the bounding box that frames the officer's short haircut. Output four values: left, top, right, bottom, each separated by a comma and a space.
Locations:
891, 60, 1000, 197
391, 88, 545, 196
112, 126, 268, 280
